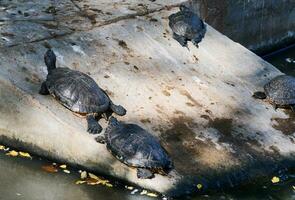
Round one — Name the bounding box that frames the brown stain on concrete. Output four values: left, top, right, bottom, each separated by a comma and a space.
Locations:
271, 111, 295, 135
179, 89, 201, 107
160, 117, 236, 175
162, 90, 171, 96
208, 118, 233, 140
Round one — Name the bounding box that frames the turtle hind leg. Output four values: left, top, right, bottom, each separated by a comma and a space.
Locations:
110, 101, 126, 116
137, 168, 154, 179
173, 33, 188, 48
290, 105, 295, 112
192, 36, 203, 48
86, 114, 102, 134
95, 135, 106, 144
39, 82, 49, 95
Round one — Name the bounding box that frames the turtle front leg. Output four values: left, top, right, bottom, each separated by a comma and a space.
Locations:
39, 82, 49, 95
137, 168, 154, 179
86, 114, 102, 134
290, 105, 295, 112
173, 33, 188, 48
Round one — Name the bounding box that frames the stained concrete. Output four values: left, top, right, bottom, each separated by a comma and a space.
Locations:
0, 0, 294, 197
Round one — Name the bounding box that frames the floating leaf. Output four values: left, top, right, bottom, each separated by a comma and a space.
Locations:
146, 192, 158, 197
105, 183, 113, 187
81, 171, 87, 179
86, 178, 100, 185
140, 190, 147, 195
0, 145, 5, 150
42, 165, 58, 173
88, 173, 99, 180
197, 183, 203, 190
63, 170, 70, 174
59, 164, 67, 169
126, 186, 134, 190
131, 189, 139, 195
6, 150, 18, 157
271, 176, 280, 183
75, 180, 86, 185
19, 152, 32, 159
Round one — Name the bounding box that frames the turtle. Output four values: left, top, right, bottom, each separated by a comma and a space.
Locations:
39, 49, 126, 134
253, 75, 295, 111
95, 117, 173, 179
168, 4, 206, 48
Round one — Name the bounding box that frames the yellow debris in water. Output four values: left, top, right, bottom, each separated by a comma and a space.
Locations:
6, 150, 18, 157
271, 176, 280, 183
59, 164, 67, 169
140, 190, 147, 195
88, 173, 99, 180
63, 170, 70, 174
197, 184, 203, 190
19, 152, 32, 158
75, 180, 86, 185
105, 183, 113, 187
0, 145, 5, 150
80, 171, 87, 179
126, 186, 134, 190
146, 192, 158, 197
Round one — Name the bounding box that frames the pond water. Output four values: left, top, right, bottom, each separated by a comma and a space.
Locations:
0, 46, 295, 200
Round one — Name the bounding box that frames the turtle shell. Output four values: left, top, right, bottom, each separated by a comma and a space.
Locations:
105, 120, 172, 170
169, 9, 206, 40
46, 67, 110, 114
264, 75, 295, 105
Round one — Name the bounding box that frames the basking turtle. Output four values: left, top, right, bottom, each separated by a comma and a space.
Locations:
96, 117, 173, 179
253, 75, 295, 111
168, 4, 206, 48
39, 49, 126, 134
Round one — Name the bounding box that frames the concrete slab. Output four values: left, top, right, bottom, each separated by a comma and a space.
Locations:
0, 0, 294, 197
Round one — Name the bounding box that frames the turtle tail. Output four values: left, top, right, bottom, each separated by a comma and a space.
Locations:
110, 101, 126, 116
44, 49, 56, 72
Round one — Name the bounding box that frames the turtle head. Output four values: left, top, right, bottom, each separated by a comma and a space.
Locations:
108, 117, 121, 128
253, 91, 267, 99
44, 49, 56, 72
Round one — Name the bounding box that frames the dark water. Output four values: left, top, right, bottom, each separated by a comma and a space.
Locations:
1, 47, 295, 200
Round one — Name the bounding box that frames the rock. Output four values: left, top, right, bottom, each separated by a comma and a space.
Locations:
0, 0, 294, 197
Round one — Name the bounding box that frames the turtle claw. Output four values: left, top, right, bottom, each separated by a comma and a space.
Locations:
87, 124, 102, 134
87, 114, 102, 134
95, 135, 106, 144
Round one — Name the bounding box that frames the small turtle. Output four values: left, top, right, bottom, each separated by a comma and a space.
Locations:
169, 4, 206, 48
39, 49, 126, 134
253, 75, 295, 111
96, 117, 173, 179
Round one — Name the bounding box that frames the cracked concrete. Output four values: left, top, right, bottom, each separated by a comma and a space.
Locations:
0, 0, 294, 197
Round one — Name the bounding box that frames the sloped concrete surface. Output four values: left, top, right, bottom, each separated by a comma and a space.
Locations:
0, 0, 294, 197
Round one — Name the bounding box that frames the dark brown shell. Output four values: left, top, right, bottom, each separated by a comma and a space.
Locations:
105, 118, 173, 171
46, 67, 110, 113
169, 9, 206, 40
